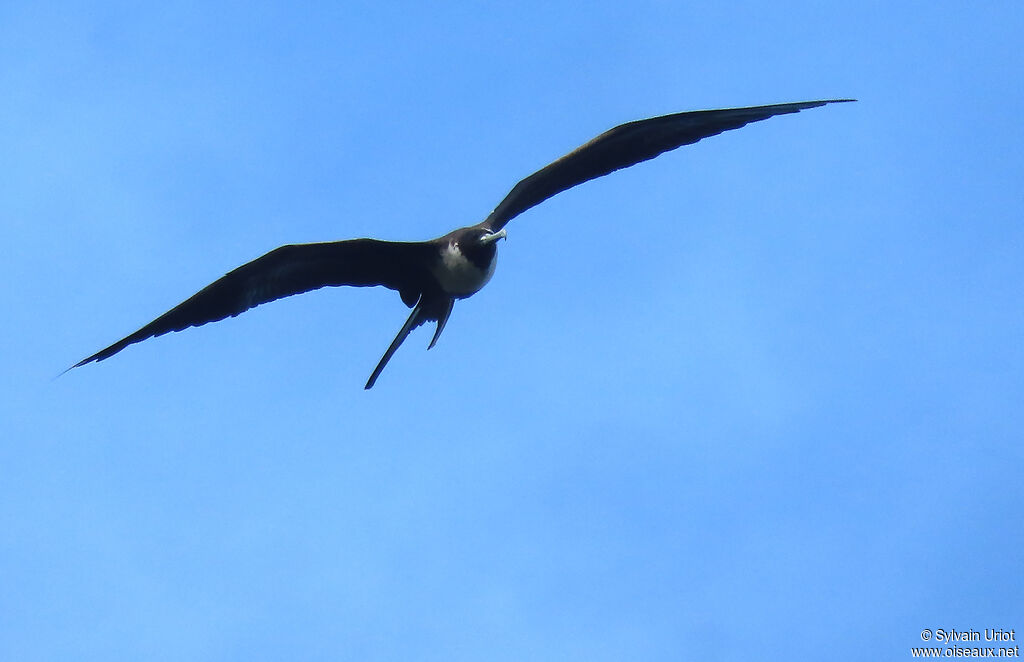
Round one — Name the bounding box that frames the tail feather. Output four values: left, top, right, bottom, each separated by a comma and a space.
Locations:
364, 296, 456, 389
427, 298, 454, 350
365, 299, 425, 390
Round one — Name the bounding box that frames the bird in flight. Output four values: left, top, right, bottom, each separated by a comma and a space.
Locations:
71, 99, 853, 388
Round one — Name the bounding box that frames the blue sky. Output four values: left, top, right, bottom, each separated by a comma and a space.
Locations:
2, 2, 1022, 660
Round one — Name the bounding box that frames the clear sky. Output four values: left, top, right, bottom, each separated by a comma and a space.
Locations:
2, 2, 1021, 660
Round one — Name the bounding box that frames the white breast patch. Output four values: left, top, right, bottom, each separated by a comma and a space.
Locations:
434, 243, 496, 297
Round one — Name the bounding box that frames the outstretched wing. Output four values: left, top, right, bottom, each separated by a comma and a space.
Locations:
480, 99, 854, 231
73, 238, 435, 367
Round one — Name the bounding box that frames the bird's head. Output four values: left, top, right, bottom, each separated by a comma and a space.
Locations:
457, 226, 505, 256
448, 226, 506, 273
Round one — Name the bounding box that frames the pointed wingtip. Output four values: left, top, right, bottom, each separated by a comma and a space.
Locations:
52, 365, 76, 382
799, 98, 856, 110
53, 357, 90, 381
793, 98, 856, 109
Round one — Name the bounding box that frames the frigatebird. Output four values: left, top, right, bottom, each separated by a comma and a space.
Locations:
72, 99, 853, 388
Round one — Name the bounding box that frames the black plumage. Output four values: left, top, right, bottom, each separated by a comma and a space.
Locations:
72, 99, 853, 388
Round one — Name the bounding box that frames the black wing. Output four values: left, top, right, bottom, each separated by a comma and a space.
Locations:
479, 99, 854, 231
73, 238, 435, 367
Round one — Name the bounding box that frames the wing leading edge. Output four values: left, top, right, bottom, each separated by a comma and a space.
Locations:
73, 238, 434, 367
479, 99, 854, 231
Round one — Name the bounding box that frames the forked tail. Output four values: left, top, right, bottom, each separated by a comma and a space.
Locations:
364, 296, 454, 389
